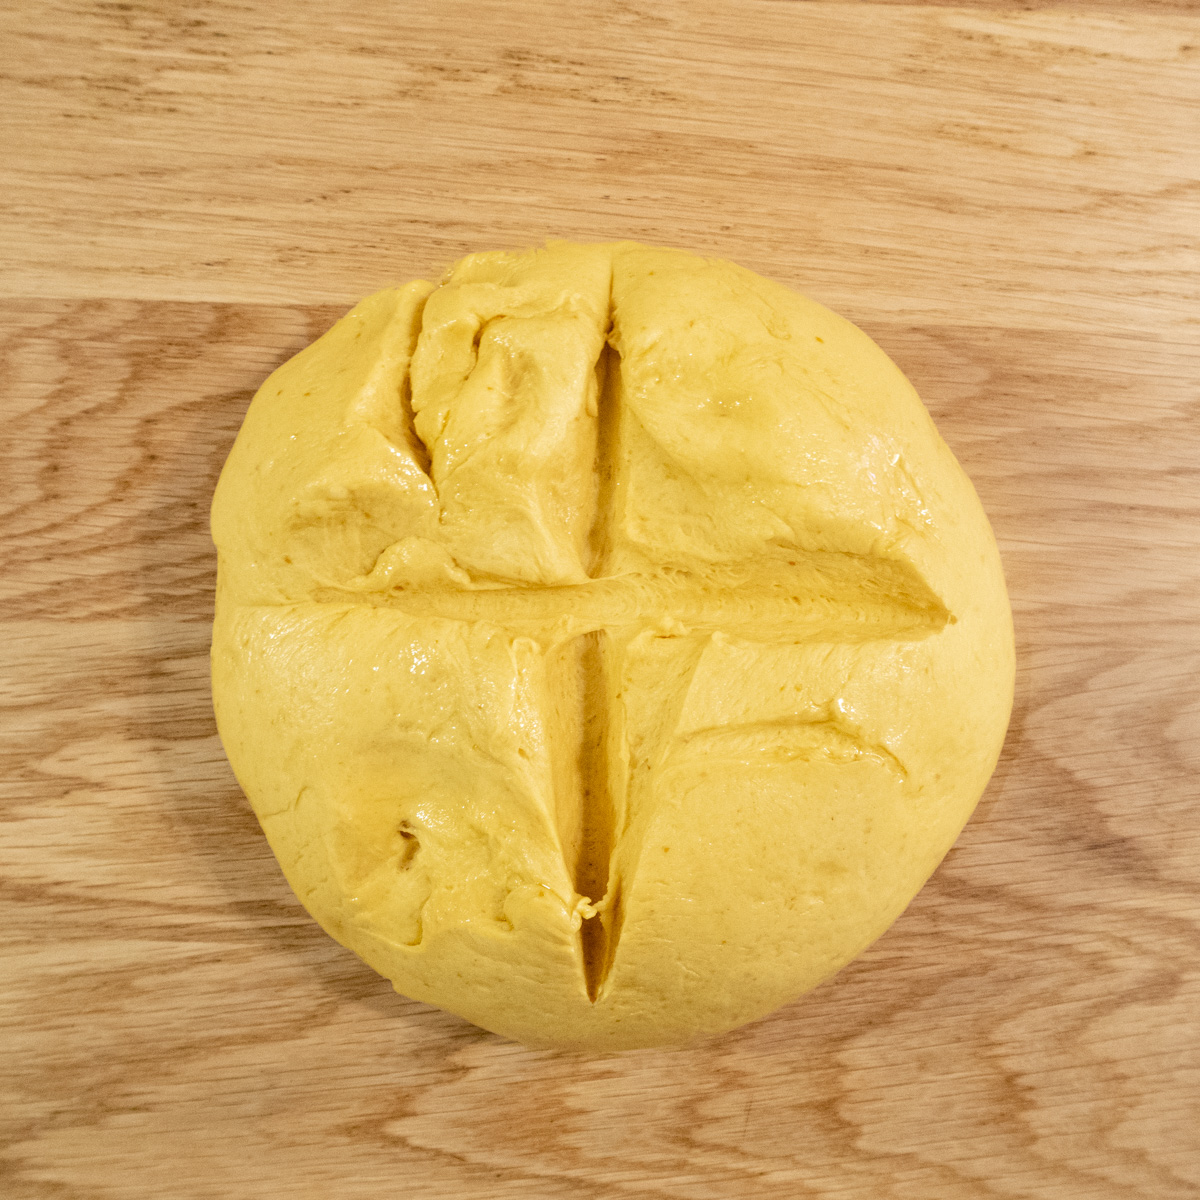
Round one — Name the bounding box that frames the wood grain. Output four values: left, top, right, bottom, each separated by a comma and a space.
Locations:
2, 2, 1198, 1197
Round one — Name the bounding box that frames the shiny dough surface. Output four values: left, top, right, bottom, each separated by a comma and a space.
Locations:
211, 242, 1014, 1050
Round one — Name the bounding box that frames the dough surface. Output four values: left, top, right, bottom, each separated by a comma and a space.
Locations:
211, 242, 1014, 1050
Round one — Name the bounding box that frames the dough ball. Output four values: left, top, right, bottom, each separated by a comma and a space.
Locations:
211, 242, 1013, 1050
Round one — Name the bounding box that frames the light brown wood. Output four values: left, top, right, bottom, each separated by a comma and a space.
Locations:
2, 2, 1198, 1197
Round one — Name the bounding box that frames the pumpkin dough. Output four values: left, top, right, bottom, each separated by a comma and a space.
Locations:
211, 242, 1014, 1049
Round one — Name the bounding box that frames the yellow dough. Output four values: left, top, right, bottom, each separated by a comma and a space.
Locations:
211, 242, 1014, 1050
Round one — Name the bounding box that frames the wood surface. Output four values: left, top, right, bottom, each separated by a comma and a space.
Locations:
2, 1, 1199, 1197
